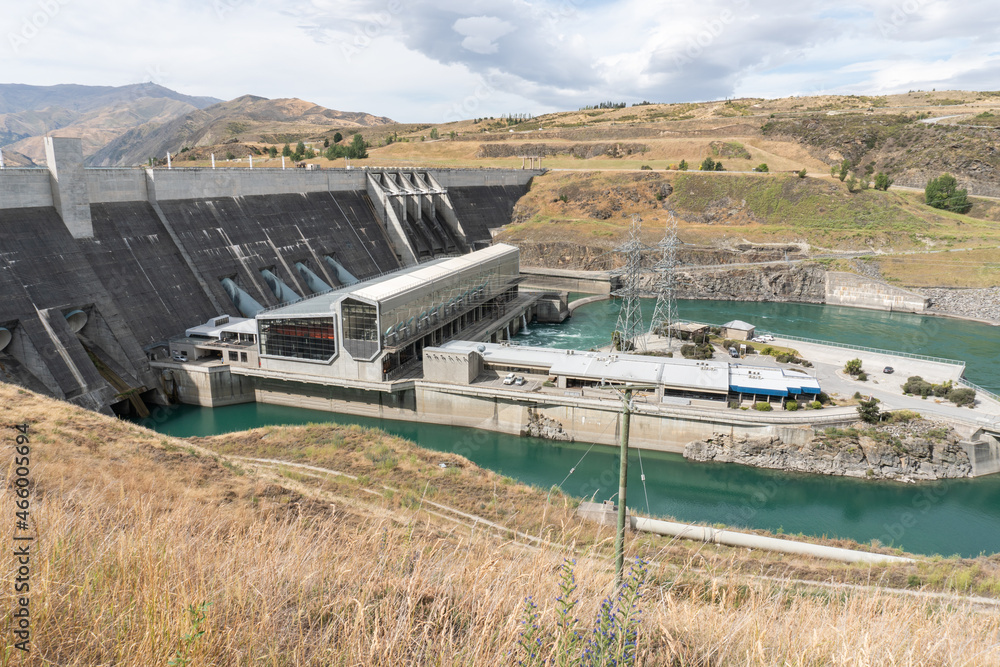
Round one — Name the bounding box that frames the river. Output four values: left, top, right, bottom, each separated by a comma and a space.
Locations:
146, 299, 1000, 557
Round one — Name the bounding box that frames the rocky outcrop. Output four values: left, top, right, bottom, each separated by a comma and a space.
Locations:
684, 422, 972, 481
477, 142, 648, 160
924, 287, 1000, 323
668, 264, 827, 303
525, 408, 572, 441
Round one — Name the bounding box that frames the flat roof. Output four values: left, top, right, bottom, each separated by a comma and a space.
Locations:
730, 365, 822, 397
723, 320, 755, 331
185, 317, 257, 339
430, 341, 823, 397
431, 341, 731, 393
259, 244, 518, 318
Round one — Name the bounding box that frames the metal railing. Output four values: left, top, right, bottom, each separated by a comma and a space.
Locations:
675, 319, 966, 368
758, 331, 966, 368
957, 378, 1000, 404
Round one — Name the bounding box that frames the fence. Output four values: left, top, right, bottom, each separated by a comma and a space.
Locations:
957, 378, 1000, 404
677, 320, 967, 368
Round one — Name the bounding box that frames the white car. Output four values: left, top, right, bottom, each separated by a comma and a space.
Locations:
502, 373, 516, 385
515, 376, 526, 386
761, 334, 774, 342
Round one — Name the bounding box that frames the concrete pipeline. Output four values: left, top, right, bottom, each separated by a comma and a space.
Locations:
631, 516, 914, 564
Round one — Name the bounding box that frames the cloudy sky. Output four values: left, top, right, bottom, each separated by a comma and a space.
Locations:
3, 0, 999, 121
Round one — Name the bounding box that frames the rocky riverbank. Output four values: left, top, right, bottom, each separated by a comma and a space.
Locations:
924, 287, 1000, 323
684, 420, 971, 481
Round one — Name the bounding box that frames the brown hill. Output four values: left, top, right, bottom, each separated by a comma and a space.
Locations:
0, 83, 221, 164
89, 95, 396, 166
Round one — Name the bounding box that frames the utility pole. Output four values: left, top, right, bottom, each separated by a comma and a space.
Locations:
615, 386, 633, 587
604, 380, 656, 587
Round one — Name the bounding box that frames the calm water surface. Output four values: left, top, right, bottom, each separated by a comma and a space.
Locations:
147, 298, 1000, 557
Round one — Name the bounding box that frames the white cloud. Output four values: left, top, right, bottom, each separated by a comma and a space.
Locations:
1, 0, 998, 121
453, 16, 516, 54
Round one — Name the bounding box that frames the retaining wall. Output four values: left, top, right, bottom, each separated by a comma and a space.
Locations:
825, 271, 928, 313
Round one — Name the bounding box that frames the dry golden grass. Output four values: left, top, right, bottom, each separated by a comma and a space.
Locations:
3, 383, 1000, 665
876, 248, 1000, 288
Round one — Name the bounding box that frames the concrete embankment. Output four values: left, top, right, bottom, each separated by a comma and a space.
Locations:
520, 263, 930, 315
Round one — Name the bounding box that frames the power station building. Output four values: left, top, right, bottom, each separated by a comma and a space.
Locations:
210, 244, 540, 385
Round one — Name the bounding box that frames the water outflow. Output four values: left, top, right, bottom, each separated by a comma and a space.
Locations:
0, 327, 11, 352
64, 309, 88, 333
520, 313, 528, 333
323, 256, 359, 286
260, 269, 301, 304
295, 262, 333, 294
220, 278, 265, 318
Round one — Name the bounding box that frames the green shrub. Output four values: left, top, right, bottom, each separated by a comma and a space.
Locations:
809, 400, 823, 410
681, 343, 714, 360
857, 397, 883, 424
754, 402, 773, 412
797, 168, 807, 178
817, 392, 831, 404
785, 400, 799, 411
857, 371, 869, 382
949, 387, 976, 407
925, 173, 972, 213
844, 358, 863, 375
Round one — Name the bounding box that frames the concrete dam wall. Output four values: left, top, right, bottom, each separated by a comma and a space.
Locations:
0, 137, 539, 413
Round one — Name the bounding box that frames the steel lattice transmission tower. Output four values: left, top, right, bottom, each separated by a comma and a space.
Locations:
611, 215, 646, 353
649, 210, 681, 346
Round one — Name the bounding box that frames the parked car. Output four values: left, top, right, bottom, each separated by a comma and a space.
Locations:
761, 334, 774, 342
502, 372, 516, 385
172, 352, 187, 362
883, 366, 894, 374
515, 376, 526, 386
728, 346, 740, 358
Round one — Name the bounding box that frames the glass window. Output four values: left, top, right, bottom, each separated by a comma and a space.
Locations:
228, 351, 239, 362
341, 299, 380, 359
260, 317, 337, 361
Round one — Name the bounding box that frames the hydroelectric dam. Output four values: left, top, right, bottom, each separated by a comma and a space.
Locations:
0, 137, 541, 415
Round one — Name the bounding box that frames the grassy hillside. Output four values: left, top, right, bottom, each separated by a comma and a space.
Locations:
3, 383, 1000, 664
494, 170, 1000, 286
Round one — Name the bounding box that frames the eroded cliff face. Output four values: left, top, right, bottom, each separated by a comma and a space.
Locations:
668, 265, 827, 303
685, 421, 971, 481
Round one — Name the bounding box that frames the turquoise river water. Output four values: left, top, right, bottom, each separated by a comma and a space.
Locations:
149, 299, 1000, 557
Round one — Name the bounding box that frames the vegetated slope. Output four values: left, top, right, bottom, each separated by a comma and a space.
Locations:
497, 171, 1000, 271
3, 383, 1000, 664
762, 112, 1000, 197
0, 83, 221, 163
89, 95, 396, 166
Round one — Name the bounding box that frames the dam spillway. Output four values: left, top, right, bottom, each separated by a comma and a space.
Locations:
0, 137, 540, 414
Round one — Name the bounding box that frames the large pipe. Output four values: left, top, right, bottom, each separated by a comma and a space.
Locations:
220, 278, 265, 318
64, 309, 88, 333
631, 516, 914, 565
0, 327, 11, 352
260, 269, 301, 304
295, 262, 333, 294
323, 256, 359, 286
